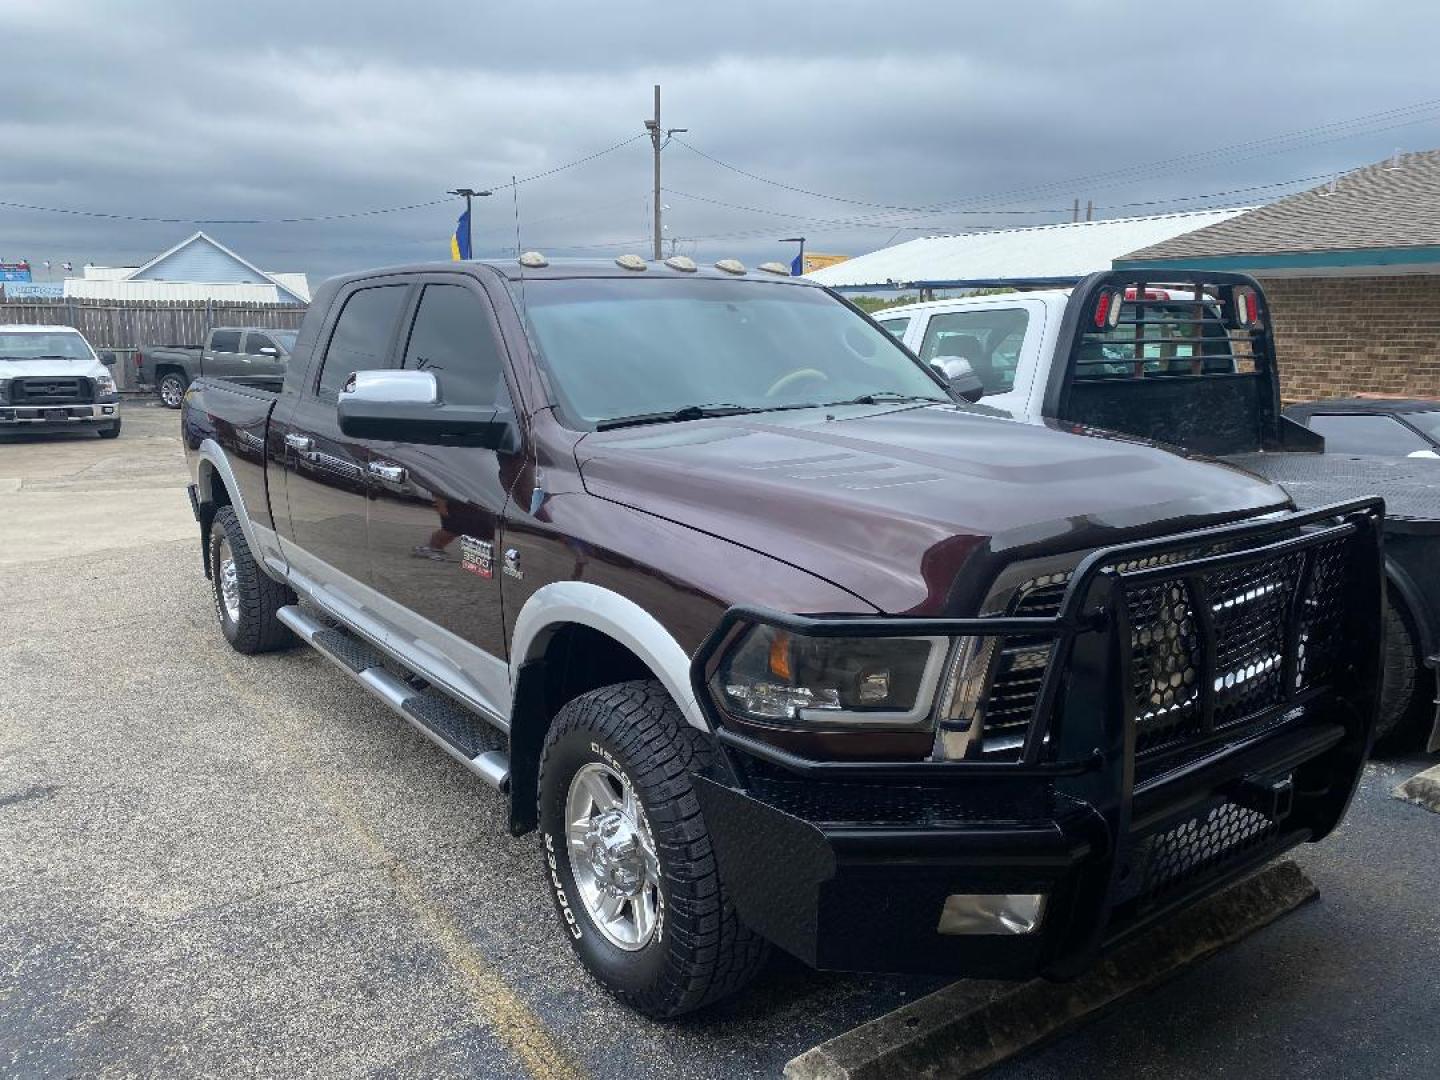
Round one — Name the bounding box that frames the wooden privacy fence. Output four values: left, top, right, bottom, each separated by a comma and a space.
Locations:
0, 297, 307, 352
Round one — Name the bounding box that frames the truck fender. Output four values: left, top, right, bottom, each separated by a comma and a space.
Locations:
508, 581, 706, 732
195, 438, 275, 577
1386, 556, 1436, 660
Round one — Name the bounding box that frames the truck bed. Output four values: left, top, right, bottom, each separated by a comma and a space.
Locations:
1225, 451, 1440, 530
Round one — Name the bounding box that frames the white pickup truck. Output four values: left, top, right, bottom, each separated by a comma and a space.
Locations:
879, 271, 1440, 751
0, 324, 122, 438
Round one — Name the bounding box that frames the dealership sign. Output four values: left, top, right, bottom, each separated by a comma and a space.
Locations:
0, 262, 32, 282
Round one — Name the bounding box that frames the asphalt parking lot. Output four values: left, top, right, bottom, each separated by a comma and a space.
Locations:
2, 400, 1438, 1078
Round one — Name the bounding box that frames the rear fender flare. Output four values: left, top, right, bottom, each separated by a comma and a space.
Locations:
196, 438, 263, 563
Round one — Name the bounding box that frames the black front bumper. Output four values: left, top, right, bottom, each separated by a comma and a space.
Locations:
691, 501, 1384, 979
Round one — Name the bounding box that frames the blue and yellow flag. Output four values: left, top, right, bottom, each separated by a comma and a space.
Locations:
450, 208, 472, 261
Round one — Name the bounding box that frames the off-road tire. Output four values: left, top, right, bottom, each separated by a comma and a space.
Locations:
158, 371, 188, 409
209, 505, 296, 654
98, 420, 121, 439
537, 680, 769, 1017
1376, 594, 1425, 749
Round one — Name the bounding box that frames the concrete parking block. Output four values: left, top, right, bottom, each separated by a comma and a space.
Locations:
784, 861, 1317, 1080
1395, 765, 1440, 813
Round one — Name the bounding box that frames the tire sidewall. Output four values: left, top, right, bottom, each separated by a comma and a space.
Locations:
539, 726, 670, 994
209, 511, 243, 646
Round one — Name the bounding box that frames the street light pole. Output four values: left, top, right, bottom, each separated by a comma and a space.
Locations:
446, 187, 493, 258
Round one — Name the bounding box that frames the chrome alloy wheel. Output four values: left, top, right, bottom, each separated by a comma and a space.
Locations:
565, 761, 661, 951
160, 376, 186, 407
217, 537, 241, 624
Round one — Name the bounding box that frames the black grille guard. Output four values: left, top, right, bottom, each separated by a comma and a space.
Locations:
690, 497, 1385, 783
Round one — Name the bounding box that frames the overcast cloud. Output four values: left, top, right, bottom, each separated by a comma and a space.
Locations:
1, 0, 1438, 280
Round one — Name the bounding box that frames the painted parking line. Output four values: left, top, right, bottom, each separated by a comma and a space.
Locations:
784, 860, 1317, 1080
218, 665, 587, 1080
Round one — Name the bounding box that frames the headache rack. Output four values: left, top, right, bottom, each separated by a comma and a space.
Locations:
1046, 270, 1323, 457
692, 498, 1383, 785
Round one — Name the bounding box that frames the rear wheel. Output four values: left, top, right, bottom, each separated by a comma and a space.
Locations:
158, 371, 188, 409
208, 505, 296, 654
537, 680, 768, 1017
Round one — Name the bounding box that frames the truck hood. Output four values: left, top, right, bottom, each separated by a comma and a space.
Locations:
0, 356, 106, 379
575, 404, 1292, 614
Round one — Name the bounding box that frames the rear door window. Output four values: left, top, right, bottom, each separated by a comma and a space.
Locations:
918, 309, 1030, 394
209, 330, 242, 353
316, 284, 410, 400
877, 317, 910, 339
1308, 413, 1433, 455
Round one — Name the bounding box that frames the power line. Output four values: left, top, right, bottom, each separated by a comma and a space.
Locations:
672, 96, 1440, 218
0, 133, 648, 226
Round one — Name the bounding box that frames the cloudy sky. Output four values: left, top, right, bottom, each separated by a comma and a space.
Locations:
2, 0, 1438, 281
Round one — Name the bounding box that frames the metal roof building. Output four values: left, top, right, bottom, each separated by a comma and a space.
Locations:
61, 231, 310, 304
803, 208, 1248, 291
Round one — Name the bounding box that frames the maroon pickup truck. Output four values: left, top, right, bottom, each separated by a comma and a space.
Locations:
182, 255, 1383, 1016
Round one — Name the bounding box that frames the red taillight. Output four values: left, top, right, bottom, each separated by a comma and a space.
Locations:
1094, 289, 1123, 329
1123, 287, 1171, 301
1234, 287, 1258, 326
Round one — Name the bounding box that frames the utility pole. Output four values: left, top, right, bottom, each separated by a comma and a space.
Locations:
644, 85, 686, 260
1072, 198, 1080, 223
1085, 199, 1093, 222
446, 187, 492, 258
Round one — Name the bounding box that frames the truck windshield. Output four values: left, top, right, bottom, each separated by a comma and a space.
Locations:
0, 331, 93, 360
517, 278, 949, 427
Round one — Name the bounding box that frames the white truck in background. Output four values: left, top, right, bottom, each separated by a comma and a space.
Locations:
878, 271, 1440, 752
0, 325, 122, 438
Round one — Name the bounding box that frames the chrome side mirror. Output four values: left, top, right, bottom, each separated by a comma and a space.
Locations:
337, 369, 516, 451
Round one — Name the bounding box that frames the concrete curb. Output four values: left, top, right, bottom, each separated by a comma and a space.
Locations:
783, 860, 1317, 1080
1395, 765, 1440, 813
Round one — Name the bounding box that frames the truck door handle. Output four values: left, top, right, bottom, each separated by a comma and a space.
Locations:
284, 433, 314, 452
368, 461, 407, 483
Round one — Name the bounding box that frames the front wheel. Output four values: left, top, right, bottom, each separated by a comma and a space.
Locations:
537, 681, 768, 1017
158, 372, 188, 409
98, 419, 121, 439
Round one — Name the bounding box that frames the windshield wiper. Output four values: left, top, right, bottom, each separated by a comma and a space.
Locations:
595, 403, 758, 431
825, 391, 947, 407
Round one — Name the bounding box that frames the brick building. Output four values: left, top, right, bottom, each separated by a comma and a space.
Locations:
1116, 151, 1440, 402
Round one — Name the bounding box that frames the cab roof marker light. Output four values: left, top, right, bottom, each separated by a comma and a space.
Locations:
664, 255, 698, 272
615, 254, 648, 271
714, 259, 747, 275
756, 261, 790, 275
518, 251, 548, 268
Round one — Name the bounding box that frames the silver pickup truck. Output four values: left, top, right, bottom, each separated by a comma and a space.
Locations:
142, 326, 297, 408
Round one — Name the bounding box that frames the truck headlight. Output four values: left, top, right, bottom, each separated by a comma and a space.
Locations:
709, 624, 947, 729
95, 375, 117, 397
